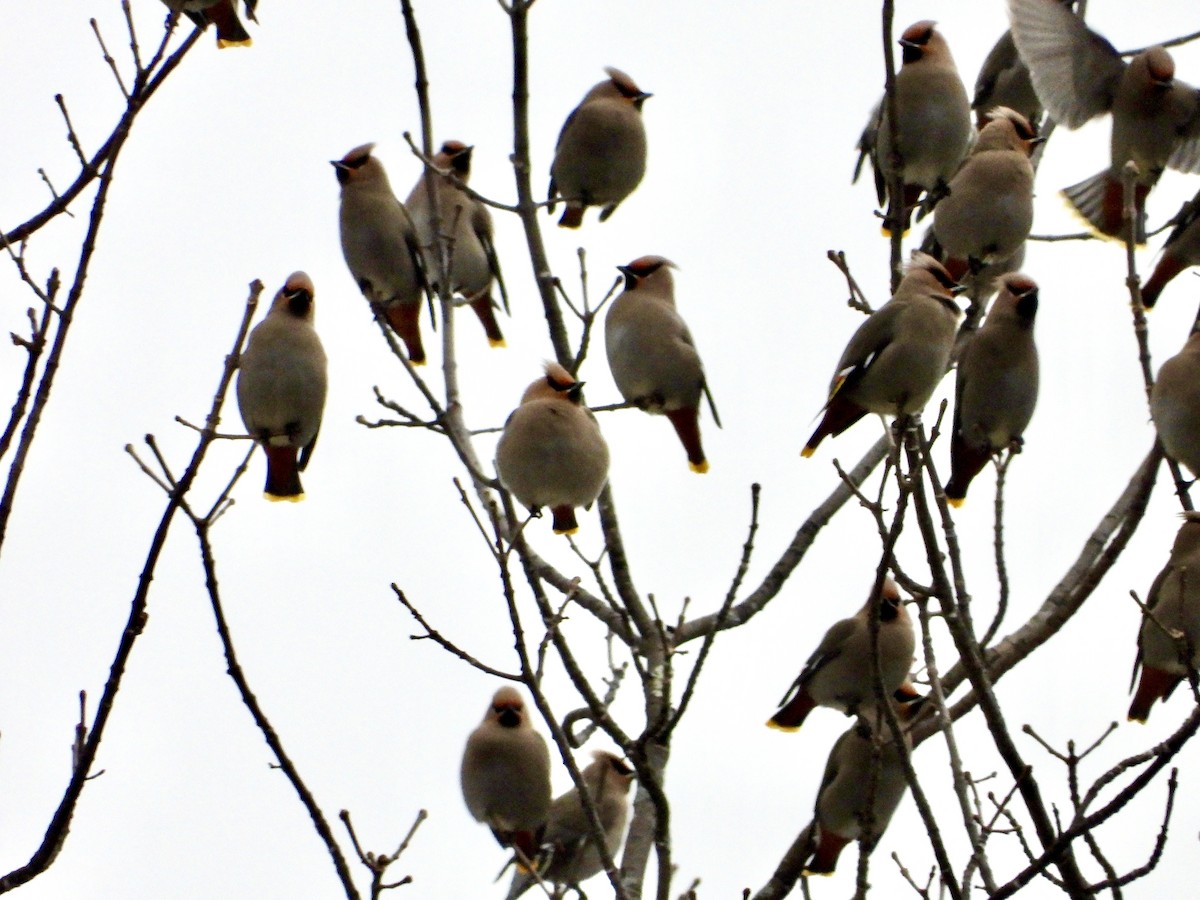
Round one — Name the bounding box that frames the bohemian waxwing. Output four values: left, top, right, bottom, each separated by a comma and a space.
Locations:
768, 579, 917, 731
945, 273, 1040, 506
854, 21, 972, 235
1143, 187, 1200, 309
404, 140, 509, 347
548, 67, 650, 228
332, 143, 432, 365
1008, 0, 1200, 242
495, 362, 610, 534
161, 0, 255, 47
803, 253, 962, 457
1129, 513, 1200, 722
972, 30, 1042, 130
931, 107, 1038, 282
505, 750, 634, 900
236, 272, 327, 501
605, 256, 720, 473
1152, 331, 1200, 477
460, 687, 552, 863
802, 707, 914, 876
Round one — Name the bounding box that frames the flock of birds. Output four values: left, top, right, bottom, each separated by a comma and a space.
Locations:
170, 0, 1200, 890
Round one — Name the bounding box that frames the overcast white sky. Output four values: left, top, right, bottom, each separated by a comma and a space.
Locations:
3, 1, 1200, 898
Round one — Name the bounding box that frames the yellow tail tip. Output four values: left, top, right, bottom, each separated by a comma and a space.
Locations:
411, 358, 427, 367
489, 338, 507, 348
801, 869, 835, 879
553, 526, 580, 535
800, 446, 816, 459
880, 226, 910, 238
217, 38, 253, 48
265, 492, 305, 503
689, 460, 710, 474
765, 719, 800, 733
947, 496, 965, 508
1127, 715, 1147, 724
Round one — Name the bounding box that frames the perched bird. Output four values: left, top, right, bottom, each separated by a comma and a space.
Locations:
332, 143, 432, 365
496, 362, 610, 534
505, 751, 634, 900
768, 578, 916, 731
854, 20, 972, 235
161, 0, 255, 47
549, 67, 651, 228
801, 710, 913, 876
1008, 0, 1200, 241
604, 256, 720, 473
945, 273, 1040, 506
1129, 513, 1200, 722
1151, 331, 1200, 477
404, 140, 509, 347
803, 253, 963, 457
236, 272, 328, 501
1143, 187, 1200, 309
972, 30, 1042, 129
461, 687, 552, 863
931, 107, 1038, 281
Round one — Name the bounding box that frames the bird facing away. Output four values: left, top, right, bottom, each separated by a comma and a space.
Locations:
605, 256, 721, 473
161, 0, 255, 47
236, 272, 328, 501
945, 273, 1040, 506
549, 67, 651, 228
404, 140, 509, 347
854, 20, 972, 235
495, 362, 610, 534
1008, 0, 1200, 242
1129, 513, 1200, 722
332, 143, 432, 365
803, 253, 963, 457
1143, 187, 1200, 309
1151, 331, 1200, 478
931, 107, 1038, 281
460, 686, 552, 864
505, 750, 634, 900
801, 708, 913, 876
768, 578, 916, 732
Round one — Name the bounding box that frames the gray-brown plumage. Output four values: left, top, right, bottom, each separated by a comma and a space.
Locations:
972, 31, 1041, 129
803, 253, 963, 456
605, 255, 720, 473
1151, 331, 1200, 478
461, 687, 552, 863
505, 751, 634, 900
161, 0, 255, 47
404, 140, 509, 347
333, 143, 431, 364
1143, 187, 1200, 309
931, 107, 1037, 281
236, 272, 327, 502
945, 273, 1040, 506
768, 579, 916, 732
854, 20, 972, 235
1129, 513, 1200, 722
496, 363, 610, 534
549, 67, 650, 228
801, 710, 913, 876
1009, 0, 1200, 241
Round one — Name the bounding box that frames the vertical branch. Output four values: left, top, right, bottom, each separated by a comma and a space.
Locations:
881, 0, 903, 289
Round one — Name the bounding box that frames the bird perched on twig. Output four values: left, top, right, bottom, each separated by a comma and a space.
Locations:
549, 67, 651, 228
1143, 187, 1200, 309
405, 140, 509, 348
461, 687, 552, 865
1128, 513, 1200, 722
945, 273, 1040, 506
161, 0, 256, 47
854, 20, 972, 235
768, 578, 917, 732
1151, 330, 1200, 479
496, 363, 610, 534
803, 253, 962, 457
236, 272, 327, 502
333, 143, 432, 365
1008, 0, 1200, 242
605, 256, 720, 473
